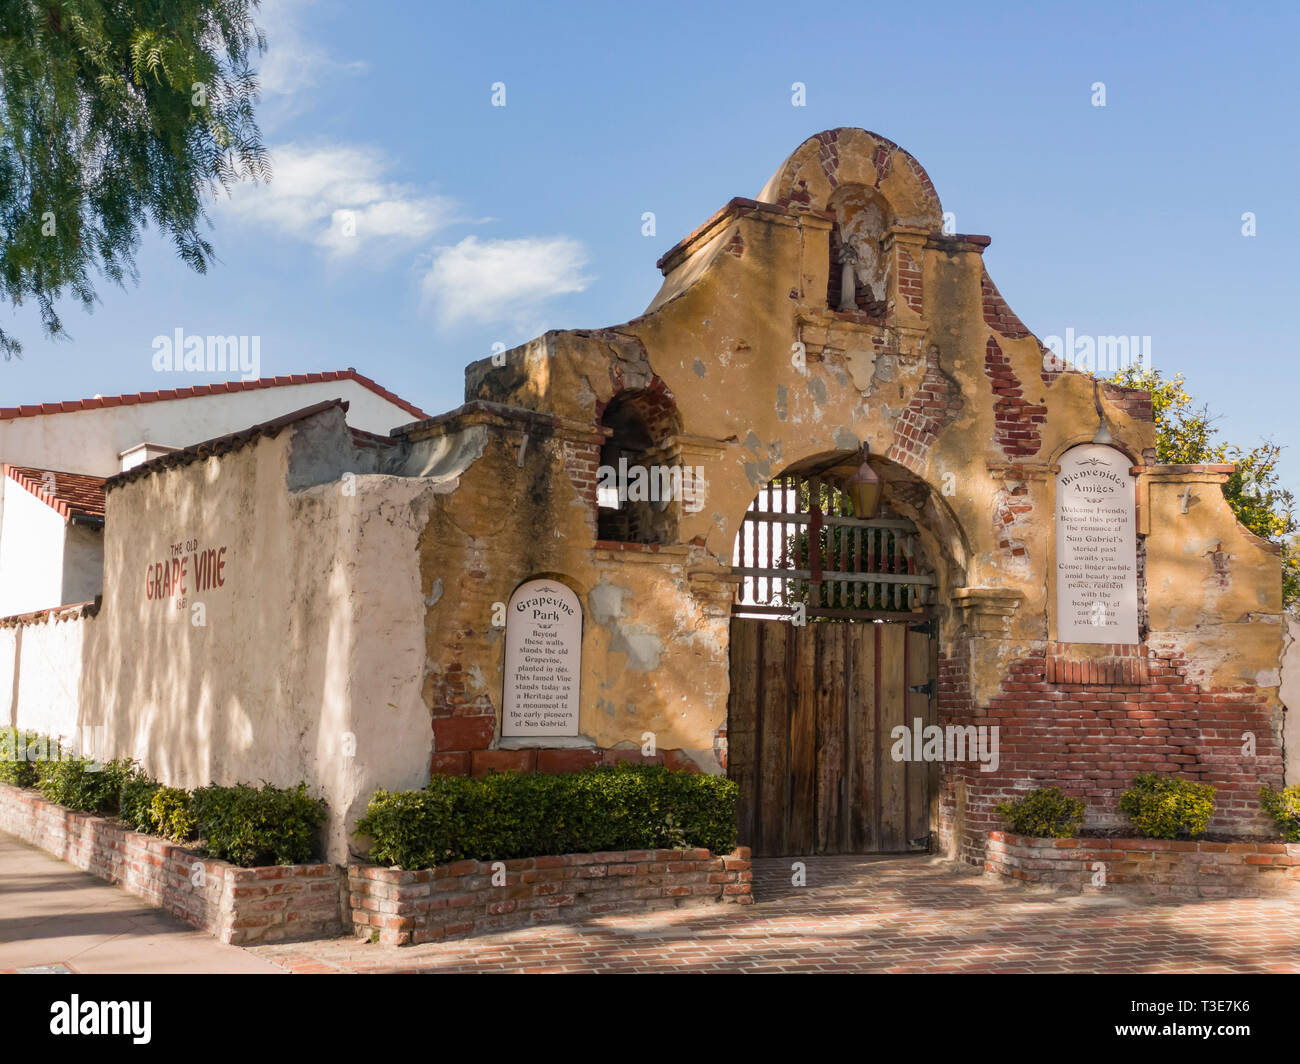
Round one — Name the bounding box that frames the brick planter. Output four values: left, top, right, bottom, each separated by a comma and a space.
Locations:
986, 830, 1300, 898
351, 847, 753, 946
0, 781, 345, 944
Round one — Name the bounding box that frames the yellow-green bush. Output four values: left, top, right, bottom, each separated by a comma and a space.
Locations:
1118, 773, 1215, 839
1259, 784, 1300, 842
995, 786, 1085, 838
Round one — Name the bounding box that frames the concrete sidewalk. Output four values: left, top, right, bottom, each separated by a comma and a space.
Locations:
0, 832, 283, 974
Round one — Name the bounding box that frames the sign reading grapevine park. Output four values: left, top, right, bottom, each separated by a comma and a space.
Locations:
502, 579, 582, 737
1055, 444, 1139, 645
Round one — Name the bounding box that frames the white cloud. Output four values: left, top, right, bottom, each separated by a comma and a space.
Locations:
217, 143, 455, 258
256, 0, 366, 99
421, 236, 593, 327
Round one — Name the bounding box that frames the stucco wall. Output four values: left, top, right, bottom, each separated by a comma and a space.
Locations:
0, 477, 69, 617
0, 608, 89, 738
69, 406, 437, 863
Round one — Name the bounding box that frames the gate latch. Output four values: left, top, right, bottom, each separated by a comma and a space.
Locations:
908, 680, 934, 696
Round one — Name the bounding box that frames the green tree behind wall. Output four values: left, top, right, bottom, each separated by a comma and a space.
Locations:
1110, 364, 1298, 612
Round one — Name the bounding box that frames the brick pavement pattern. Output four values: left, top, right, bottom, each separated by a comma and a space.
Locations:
246, 856, 1300, 974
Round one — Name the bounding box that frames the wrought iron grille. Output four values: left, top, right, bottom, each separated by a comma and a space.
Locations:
731, 473, 936, 619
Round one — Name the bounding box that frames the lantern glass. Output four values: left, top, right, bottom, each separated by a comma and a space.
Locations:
845, 462, 881, 519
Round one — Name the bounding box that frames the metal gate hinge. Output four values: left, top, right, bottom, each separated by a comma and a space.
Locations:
908, 679, 934, 696
907, 618, 936, 638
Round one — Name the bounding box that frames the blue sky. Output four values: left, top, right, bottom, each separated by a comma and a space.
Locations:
4, 0, 1297, 488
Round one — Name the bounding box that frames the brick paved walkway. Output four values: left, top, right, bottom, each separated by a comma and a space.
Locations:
246, 855, 1300, 974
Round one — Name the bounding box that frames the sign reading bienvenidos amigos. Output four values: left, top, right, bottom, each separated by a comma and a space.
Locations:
1055, 444, 1139, 645
502, 579, 582, 737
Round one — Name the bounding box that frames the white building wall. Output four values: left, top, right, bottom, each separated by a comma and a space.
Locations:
0, 479, 68, 617
62, 523, 104, 606
0, 611, 87, 738
0, 379, 421, 477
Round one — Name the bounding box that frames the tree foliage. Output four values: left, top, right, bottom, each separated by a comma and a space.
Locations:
1110, 364, 1298, 611
0, 0, 268, 356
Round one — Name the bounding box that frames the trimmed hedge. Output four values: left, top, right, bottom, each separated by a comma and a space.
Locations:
190, 782, 326, 866
1119, 773, 1216, 839
0, 729, 48, 788
0, 730, 326, 867
357, 764, 739, 870
37, 756, 135, 815
995, 786, 1085, 838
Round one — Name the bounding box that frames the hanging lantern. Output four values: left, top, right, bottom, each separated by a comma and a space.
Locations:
844, 455, 881, 518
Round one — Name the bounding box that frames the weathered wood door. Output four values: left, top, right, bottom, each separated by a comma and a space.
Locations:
727, 617, 935, 857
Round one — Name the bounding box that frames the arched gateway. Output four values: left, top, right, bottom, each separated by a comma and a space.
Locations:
727, 456, 939, 856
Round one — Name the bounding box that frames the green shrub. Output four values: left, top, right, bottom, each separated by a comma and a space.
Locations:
1259, 783, 1300, 843
0, 729, 50, 788
995, 786, 1085, 838
148, 786, 196, 841
1119, 773, 1216, 839
357, 764, 740, 870
119, 771, 162, 832
190, 781, 327, 866
37, 756, 136, 815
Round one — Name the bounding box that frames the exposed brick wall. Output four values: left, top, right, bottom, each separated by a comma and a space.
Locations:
870, 142, 892, 186
0, 782, 344, 944
351, 846, 753, 946
897, 246, 923, 315
981, 268, 1031, 339
943, 643, 1283, 868
936, 638, 973, 859
984, 336, 1046, 458
815, 129, 841, 190
886, 347, 963, 473
1101, 379, 1155, 422
986, 832, 1300, 898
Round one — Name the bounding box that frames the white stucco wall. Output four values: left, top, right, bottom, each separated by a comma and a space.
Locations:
0, 478, 69, 617
0, 378, 421, 477
1283, 615, 1300, 785
61, 524, 104, 607
0, 612, 87, 738
74, 407, 437, 864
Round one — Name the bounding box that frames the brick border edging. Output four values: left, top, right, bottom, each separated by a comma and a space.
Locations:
0, 781, 344, 944
351, 846, 754, 946
986, 830, 1300, 898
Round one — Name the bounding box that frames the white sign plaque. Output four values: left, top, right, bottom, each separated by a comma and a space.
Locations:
502, 579, 582, 737
1055, 444, 1139, 644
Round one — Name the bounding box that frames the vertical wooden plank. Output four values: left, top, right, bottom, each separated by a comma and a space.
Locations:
788, 622, 817, 855
878, 622, 908, 851
815, 623, 846, 853
847, 623, 878, 851
906, 624, 931, 849
727, 618, 759, 851
758, 621, 790, 856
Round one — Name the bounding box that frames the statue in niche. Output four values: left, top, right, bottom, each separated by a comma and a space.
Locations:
829, 185, 890, 314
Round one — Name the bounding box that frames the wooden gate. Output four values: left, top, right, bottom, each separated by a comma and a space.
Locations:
728, 617, 935, 856
726, 463, 938, 857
